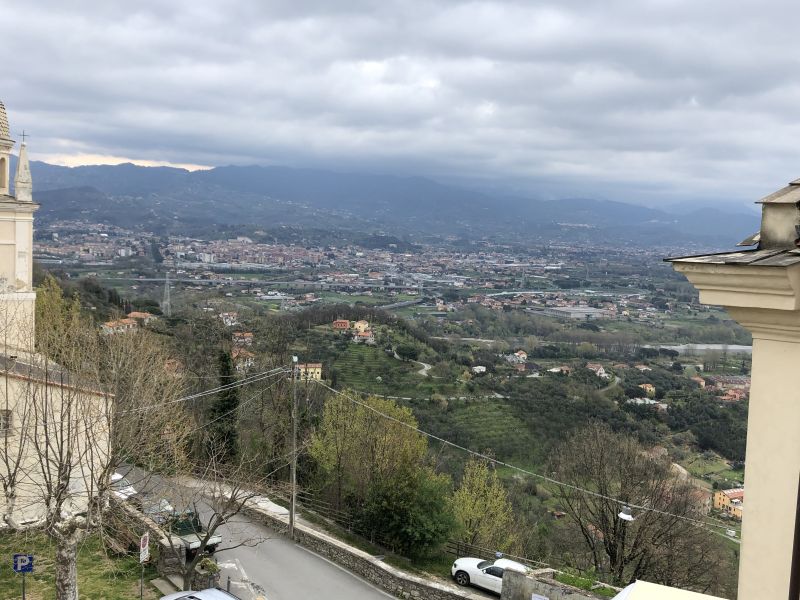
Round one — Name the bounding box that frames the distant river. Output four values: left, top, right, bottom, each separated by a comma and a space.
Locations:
647, 344, 752, 355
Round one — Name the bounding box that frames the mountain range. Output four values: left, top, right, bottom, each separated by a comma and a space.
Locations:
18, 158, 759, 249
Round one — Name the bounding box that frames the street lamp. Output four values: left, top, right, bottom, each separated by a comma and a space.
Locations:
618, 506, 635, 522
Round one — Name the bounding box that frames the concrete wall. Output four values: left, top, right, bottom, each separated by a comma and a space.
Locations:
500, 570, 598, 600
0, 365, 110, 526
674, 259, 800, 600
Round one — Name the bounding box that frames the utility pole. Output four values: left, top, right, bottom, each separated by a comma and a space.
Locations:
290, 355, 298, 539
162, 271, 172, 317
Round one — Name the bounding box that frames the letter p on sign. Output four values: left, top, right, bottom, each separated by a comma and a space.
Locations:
13, 554, 33, 573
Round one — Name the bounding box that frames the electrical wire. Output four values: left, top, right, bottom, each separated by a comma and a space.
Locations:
121, 365, 290, 414
182, 372, 289, 437
313, 379, 736, 533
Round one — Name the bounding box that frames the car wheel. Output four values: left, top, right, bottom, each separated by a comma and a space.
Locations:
206, 544, 217, 554
454, 571, 470, 586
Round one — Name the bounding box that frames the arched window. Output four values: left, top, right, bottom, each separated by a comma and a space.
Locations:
0, 157, 6, 190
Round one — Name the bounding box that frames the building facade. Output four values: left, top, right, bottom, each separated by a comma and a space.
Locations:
0, 102, 110, 527
713, 488, 744, 520
670, 177, 800, 599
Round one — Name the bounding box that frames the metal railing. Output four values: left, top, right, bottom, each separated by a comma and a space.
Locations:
444, 539, 550, 569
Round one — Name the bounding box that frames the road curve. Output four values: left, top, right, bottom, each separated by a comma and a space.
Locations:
216, 513, 393, 600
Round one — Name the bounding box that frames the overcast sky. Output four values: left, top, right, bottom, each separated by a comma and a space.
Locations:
3, 0, 799, 208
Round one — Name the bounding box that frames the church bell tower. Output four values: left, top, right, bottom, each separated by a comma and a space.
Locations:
0, 101, 38, 353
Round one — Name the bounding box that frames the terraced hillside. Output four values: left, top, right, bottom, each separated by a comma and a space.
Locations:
330, 344, 419, 392
404, 397, 537, 463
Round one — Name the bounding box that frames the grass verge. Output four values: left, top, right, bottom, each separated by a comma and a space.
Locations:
0, 529, 159, 600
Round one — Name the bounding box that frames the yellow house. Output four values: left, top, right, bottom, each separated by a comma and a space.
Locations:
296, 363, 323, 381
352, 320, 370, 333
713, 488, 744, 520
638, 383, 656, 397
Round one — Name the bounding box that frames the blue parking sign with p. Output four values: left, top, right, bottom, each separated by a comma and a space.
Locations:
13, 554, 33, 573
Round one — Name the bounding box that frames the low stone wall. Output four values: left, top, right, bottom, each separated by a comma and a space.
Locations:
242, 502, 484, 600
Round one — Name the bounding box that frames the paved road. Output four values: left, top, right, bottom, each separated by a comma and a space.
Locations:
120, 465, 390, 600
216, 514, 393, 600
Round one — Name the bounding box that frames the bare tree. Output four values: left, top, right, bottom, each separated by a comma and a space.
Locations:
550, 423, 735, 594
144, 443, 280, 591
0, 276, 192, 600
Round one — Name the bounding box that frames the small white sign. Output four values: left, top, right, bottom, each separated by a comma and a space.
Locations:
139, 533, 150, 563
532, 594, 549, 600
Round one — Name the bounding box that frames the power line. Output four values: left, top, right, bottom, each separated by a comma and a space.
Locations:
313, 380, 734, 533
121, 366, 290, 415
183, 372, 289, 437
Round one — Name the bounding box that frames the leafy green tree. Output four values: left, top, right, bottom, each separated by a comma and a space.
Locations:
396, 344, 419, 361
451, 458, 516, 552
309, 391, 455, 556
357, 467, 454, 557
310, 392, 427, 507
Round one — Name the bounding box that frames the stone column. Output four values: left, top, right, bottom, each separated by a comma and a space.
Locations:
673, 262, 800, 600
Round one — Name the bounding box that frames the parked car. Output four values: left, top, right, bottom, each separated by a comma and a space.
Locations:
159, 588, 241, 600
110, 472, 141, 507
451, 556, 528, 594
165, 508, 223, 560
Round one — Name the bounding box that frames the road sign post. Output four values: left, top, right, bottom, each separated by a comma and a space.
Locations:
139, 533, 149, 600
13, 554, 34, 600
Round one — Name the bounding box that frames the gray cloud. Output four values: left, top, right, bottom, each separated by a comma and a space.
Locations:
3, 0, 800, 207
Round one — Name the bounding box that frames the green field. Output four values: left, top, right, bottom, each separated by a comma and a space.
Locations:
404, 397, 538, 463
330, 343, 418, 391
681, 451, 744, 489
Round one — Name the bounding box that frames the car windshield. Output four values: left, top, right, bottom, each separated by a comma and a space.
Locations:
477, 560, 492, 569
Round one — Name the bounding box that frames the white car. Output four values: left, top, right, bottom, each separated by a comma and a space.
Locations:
160, 589, 241, 600
451, 556, 528, 594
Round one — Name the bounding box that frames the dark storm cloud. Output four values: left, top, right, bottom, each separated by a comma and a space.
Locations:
3, 0, 800, 205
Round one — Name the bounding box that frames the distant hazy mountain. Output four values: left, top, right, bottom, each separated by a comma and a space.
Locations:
21, 159, 758, 248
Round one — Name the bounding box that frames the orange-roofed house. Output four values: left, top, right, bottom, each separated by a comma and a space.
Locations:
714, 488, 744, 520
101, 318, 138, 335
232, 332, 254, 346
232, 347, 255, 372
353, 330, 375, 345
352, 320, 370, 333
127, 311, 157, 325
